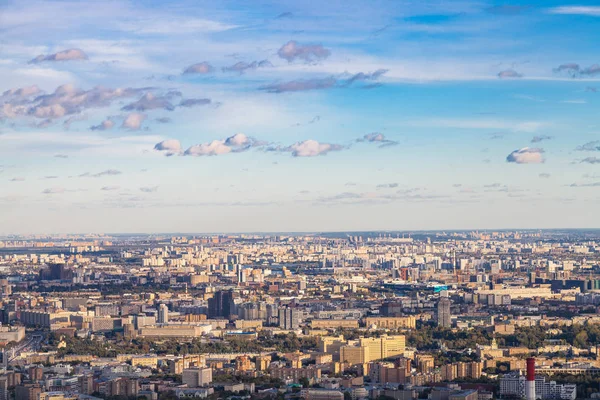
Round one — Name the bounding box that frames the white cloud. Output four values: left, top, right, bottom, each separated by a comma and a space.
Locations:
183, 134, 258, 157
185, 140, 232, 156
287, 140, 344, 157
154, 139, 182, 156
122, 113, 146, 130
506, 147, 545, 164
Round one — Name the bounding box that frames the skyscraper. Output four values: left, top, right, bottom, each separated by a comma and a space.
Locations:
158, 303, 169, 324
436, 292, 452, 328
278, 307, 302, 330
208, 290, 234, 319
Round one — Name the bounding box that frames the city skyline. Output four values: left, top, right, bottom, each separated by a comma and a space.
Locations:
1, 0, 600, 234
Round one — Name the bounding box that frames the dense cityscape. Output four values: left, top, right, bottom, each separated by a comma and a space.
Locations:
0, 230, 599, 400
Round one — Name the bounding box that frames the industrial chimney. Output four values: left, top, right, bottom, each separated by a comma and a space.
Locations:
526, 357, 536, 400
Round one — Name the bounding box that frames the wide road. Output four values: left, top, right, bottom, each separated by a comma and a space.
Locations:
8, 331, 44, 362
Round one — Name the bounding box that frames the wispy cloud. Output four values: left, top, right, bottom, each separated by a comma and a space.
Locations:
531, 135, 553, 143
79, 169, 122, 178
29, 48, 87, 64
222, 60, 272, 73
260, 77, 337, 93
90, 118, 114, 131
580, 157, 600, 164
548, 6, 600, 16
498, 69, 523, 79
183, 62, 213, 74
357, 132, 398, 147
575, 141, 600, 151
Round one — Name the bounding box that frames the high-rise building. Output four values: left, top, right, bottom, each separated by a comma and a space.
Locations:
208, 290, 234, 319
158, 304, 169, 324
278, 307, 302, 330
78, 375, 94, 395
182, 367, 213, 388
15, 384, 41, 400
436, 292, 452, 328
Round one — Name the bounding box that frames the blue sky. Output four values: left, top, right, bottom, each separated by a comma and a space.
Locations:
1, 0, 599, 234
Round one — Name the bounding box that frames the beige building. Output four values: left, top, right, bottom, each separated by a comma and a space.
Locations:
130, 354, 158, 368
359, 335, 406, 361
340, 345, 369, 365
311, 319, 359, 329
138, 325, 209, 338
365, 316, 416, 329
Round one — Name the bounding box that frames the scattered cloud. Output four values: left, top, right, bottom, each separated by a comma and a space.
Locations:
580, 157, 600, 164
531, 135, 553, 143
314, 190, 448, 205
184, 133, 260, 156
42, 187, 66, 194
277, 41, 331, 63
79, 169, 122, 178
122, 93, 174, 112
554, 63, 600, 78
179, 98, 211, 107
260, 77, 337, 93
222, 60, 272, 73
90, 118, 114, 131
183, 62, 214, 74
569, 181, 600, 187
344, 69, 388, 86
575, 141, 600, 151
357, 132, 398, 148
292, 115, 321, 127
122, 112, 146, 130
269, 139, 344, 157
29, 48, 88, 63
154, 139, 182, 156
497, 69, 523, 79
506, 147, 545, 164
376, 183, 399, 189
0, 84, 152, 121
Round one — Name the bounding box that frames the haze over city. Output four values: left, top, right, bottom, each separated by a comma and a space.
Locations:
1, 0, 600, 233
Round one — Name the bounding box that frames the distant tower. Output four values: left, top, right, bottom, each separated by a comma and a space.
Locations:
158, 303, 169, 324
436, 291, 452, 328
526, 358, 536, 400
